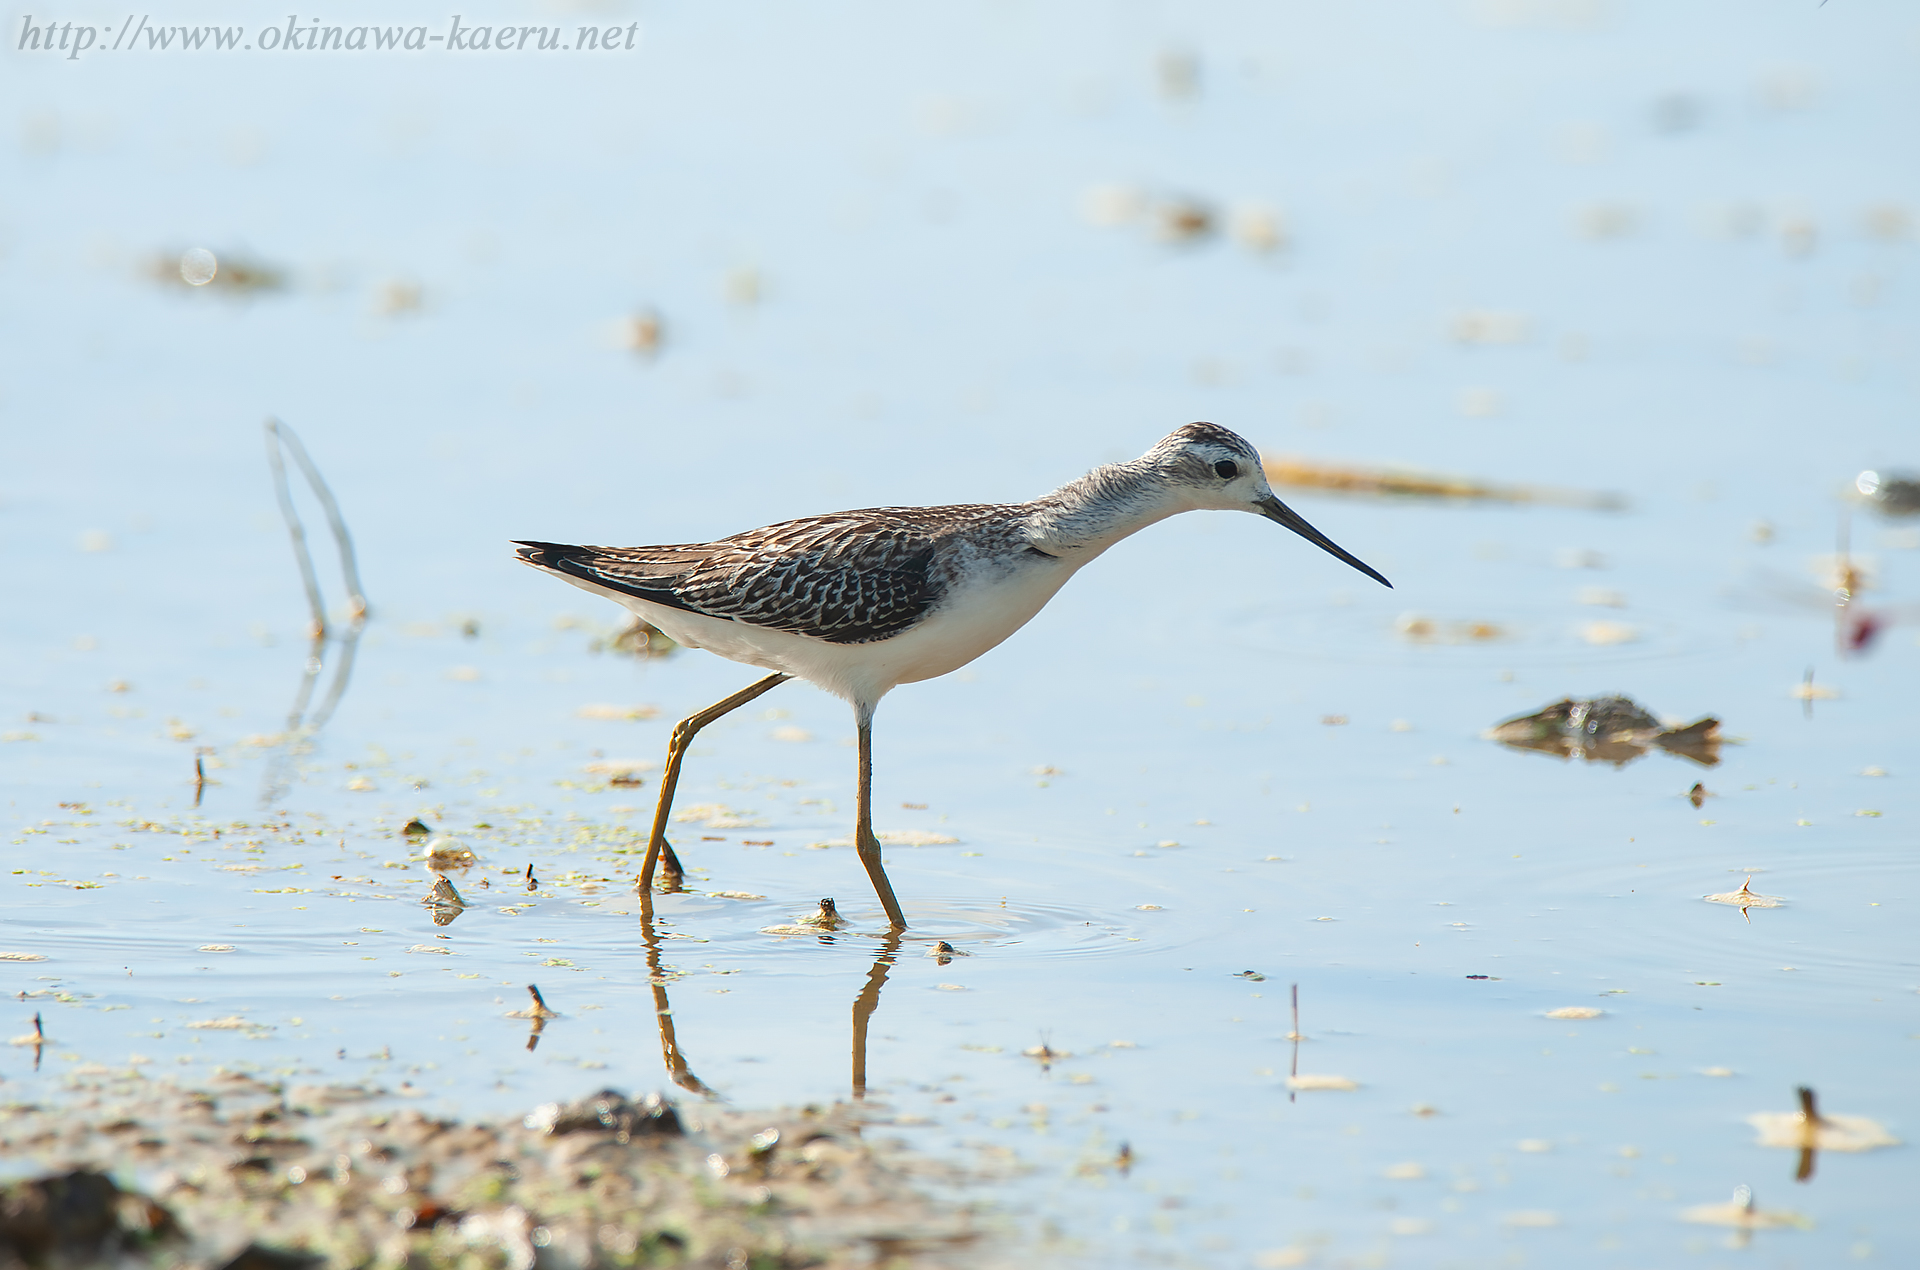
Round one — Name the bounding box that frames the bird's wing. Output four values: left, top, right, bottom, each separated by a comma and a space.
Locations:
515, 507, 989, 644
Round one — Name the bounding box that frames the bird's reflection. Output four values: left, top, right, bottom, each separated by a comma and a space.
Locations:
852, 931, 903, 1101
637, 898, 717, 1098
637, 893, 904, 1102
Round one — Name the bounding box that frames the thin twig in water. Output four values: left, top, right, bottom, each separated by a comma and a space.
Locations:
266, 417, 367, 626
1288, 983, 1302, 1103
1795, 1085, 1821, 1183
260, 418, 368, 805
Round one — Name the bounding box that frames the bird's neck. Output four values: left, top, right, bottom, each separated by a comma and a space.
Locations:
1020, 461, 1187, 560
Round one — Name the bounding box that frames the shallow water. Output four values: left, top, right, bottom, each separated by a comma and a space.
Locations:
4, 1, 1917, 1265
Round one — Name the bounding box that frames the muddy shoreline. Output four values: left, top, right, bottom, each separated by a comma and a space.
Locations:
1, 1074, 1007, 1269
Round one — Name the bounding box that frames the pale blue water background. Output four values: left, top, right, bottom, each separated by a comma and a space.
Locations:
3, 1, 1917, 1265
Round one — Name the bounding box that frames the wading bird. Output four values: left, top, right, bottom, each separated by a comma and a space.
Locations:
516, 423, 1389, 928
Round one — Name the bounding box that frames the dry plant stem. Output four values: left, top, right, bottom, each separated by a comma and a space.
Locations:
1796, 1085, 1820, 1182
1289, 983, 1301, 1102
261, 418, 368, 806
852, 932, 903, 1099
265, 418, 367, 619
639, 673, 791, 892
857, 714, 908, 929
265, 419, 331, 644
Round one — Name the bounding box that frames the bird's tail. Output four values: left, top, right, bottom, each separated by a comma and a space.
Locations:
511, 540, 583, 572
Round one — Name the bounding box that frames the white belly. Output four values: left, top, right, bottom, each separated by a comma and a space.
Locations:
545, 559, 1078, 710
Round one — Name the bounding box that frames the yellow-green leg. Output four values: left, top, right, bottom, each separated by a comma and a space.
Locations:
856, 714, 908, 929
638, 672, 790, 893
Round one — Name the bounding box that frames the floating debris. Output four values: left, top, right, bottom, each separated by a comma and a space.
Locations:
675, 803, 765, 830
1230, 203, 1287, 252
800, 898, 847, 930
1688, 782, 1710, 809
1396, 614, 1506, 644
401, 818, 432, 837
1544, 1007, 1603, 1020
619, 309, 665, 358
504, 984, 558, 1021
583, 758, 654, 786
1704, 876, 1783, 920
1501, 1210, 1561, 1229
1286, 1074, 1359, 1092
595, 618, 678, 659
577, 703, 661, 721
152, 248, 285, 294
1749, 1087, 1898, 1154
1580, 620, 1639, 646
1151, 197, 1216, 243
1449, 310, 1530, 345
1080, 184, 1222, 246
1790, 675, 1839, 702
807, 829, 959, 848
424, 876, 467, 922
422, 837, 478, 871
1854, 470, 1920, 518
1680, 1185, 1812, 1231
926, 940, 968, 966
506, 984, 558, 1050
375, 279, 423, 315
761, 898, 849, 937
1488, 696, 1722, 768
1262, 454, 1624, 510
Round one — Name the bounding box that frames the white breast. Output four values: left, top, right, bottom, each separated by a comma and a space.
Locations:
555, 557, 1079, 710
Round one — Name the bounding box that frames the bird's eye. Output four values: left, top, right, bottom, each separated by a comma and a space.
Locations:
1214, 460, 1239, 479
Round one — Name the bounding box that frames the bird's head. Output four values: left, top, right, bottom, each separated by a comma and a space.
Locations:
1145, 422, 1392, 588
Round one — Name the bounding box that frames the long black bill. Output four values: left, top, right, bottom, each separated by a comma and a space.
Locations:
1256, 495, 1392, 588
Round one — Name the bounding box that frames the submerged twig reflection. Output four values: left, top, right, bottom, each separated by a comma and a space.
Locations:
259, 418, 367, 806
